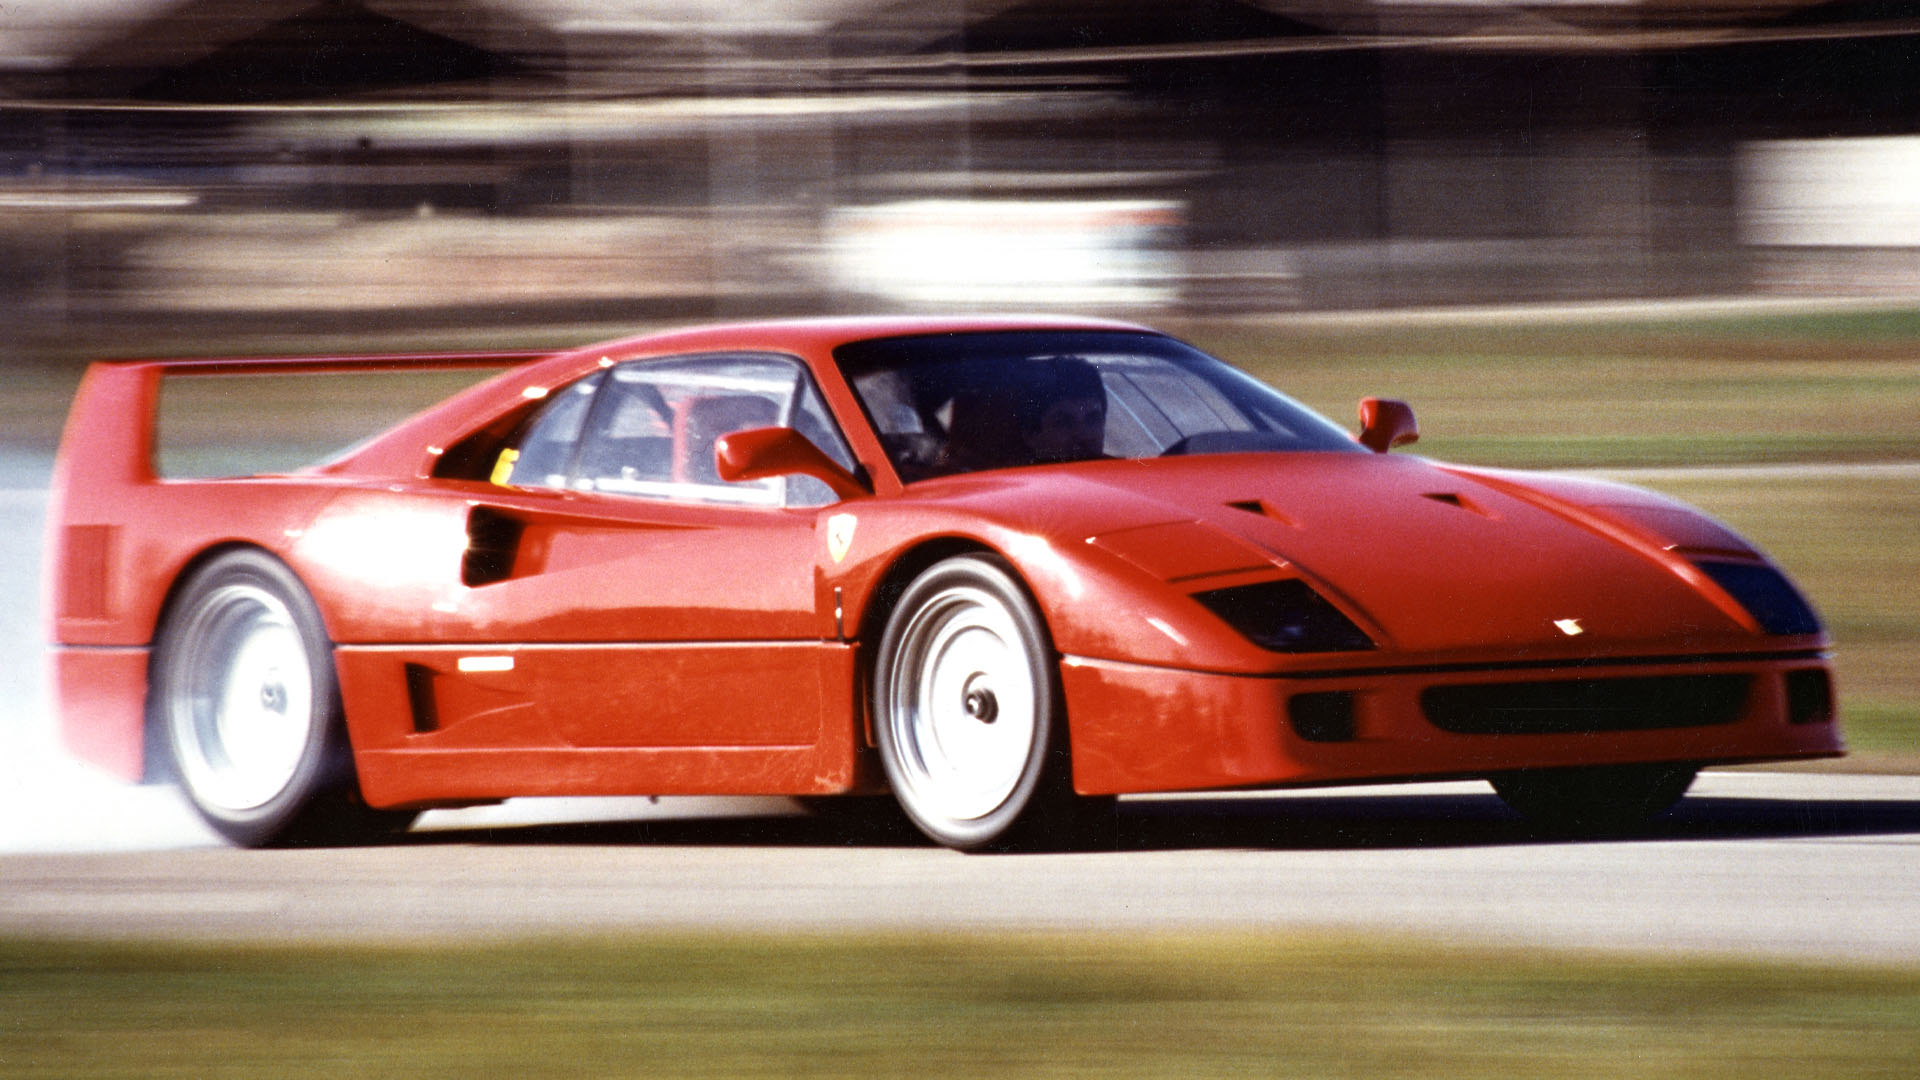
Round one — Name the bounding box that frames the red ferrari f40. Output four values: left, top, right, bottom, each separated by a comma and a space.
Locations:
46, 317, 1841, 848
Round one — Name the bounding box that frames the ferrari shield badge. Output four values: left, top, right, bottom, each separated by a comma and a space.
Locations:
827, 513, 857, 564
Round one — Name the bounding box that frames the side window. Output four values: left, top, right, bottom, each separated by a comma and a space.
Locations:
504, 353, 855, 508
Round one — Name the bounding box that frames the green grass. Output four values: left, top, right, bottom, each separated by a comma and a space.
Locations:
1175, 320, 1920, 469
5, 932, 1920, 1079
1593, 306, 1920, 343
1834, 701, 1920, 758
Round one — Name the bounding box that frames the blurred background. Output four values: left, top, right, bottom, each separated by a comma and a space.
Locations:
1, 0, 1918, 349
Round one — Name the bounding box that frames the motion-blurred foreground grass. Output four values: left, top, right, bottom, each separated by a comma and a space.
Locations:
6, 931, 1920, 1079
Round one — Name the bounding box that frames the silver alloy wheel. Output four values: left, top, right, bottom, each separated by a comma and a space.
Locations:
156, 549, 412, 848
886, 582, 1039, 822
875, 555, 1058, 849
166, 582, 318, 815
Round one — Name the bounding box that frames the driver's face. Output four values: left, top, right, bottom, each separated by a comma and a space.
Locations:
1025, 395, 1105, 463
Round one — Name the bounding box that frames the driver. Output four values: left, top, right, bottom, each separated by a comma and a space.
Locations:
1017, 356, 1107, 465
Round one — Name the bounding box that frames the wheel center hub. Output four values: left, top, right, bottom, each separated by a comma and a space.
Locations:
961, 675, 999, 724
259, 677, 288, 715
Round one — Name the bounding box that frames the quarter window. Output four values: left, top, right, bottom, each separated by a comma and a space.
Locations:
504, 372, 603, 489
501, 354, 855, 508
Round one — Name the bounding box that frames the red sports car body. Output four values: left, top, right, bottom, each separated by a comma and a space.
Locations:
45, 316, 1842, 848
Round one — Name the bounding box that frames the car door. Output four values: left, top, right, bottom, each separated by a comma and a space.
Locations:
424, 352, 857, 751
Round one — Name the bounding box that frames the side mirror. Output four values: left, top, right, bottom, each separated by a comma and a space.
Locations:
1357, 398, 1419, 454
714, 426, 868, 501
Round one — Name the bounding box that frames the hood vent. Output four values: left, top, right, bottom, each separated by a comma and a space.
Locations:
1226, 499, 1299, 528
1423, 492, 1497, 519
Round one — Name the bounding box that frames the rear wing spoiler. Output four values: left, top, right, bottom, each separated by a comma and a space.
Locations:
48, 351, 547, 639
52, 350, 547, 491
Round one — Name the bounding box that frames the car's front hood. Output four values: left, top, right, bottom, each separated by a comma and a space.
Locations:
1047, 451, 1763, 659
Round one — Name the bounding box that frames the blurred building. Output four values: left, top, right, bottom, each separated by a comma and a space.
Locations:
2, 0, 1918, 342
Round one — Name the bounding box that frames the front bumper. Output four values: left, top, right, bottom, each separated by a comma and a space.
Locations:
1060, 650, 1843, 795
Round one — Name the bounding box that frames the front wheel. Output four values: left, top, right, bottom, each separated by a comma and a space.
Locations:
1490, 763, 1698, 834
153, 549, 411, 847
872, 555, 1094, 851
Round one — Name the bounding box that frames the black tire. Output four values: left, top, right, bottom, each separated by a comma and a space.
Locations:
1490, 763, 1698, 834
872, 554, 1101, 851
152, 549, 413, 847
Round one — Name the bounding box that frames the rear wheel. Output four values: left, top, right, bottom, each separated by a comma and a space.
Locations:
1490, 763, 1698, 833
873, 555, 1102, 851
154, 550, 412, 847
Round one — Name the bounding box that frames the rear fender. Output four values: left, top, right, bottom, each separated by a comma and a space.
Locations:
45, 351, 532, 780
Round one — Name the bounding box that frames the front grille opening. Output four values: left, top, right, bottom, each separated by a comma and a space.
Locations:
1786, 669, 1835, 726
1289, 691, 1357, 743
1422, 674, 1752, 736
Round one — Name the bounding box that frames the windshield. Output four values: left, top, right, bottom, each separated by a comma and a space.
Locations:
835, 330, 1362, 482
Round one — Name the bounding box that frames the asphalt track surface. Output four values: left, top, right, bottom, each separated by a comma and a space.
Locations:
4, 772, 1920, 962
4, 462, 1918, 961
